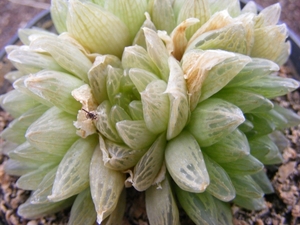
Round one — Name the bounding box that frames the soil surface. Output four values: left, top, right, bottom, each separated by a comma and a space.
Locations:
0, 1, 300, 225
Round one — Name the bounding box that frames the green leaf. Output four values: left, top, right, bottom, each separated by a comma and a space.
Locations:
219, 154, 264, 176
187, 98, 245, 147
249, 135, 283, 165
128, 100, 144, 120
18, 28, 57, 46
251, 170, 274, 194
29, 35, 92, 83
48, 135, 98, 202
177, 0, 210, 39
202, 129, 250, 163
100, 134, 147, 171
151, 0, 176, 34
0, 104, 48, 144
129, 68, 160, 93
245, 114, 275, 137
141, 80, 169, 134
23, 70, 84, 115
0, 90, 39, 118
240, 76, 299, 99
176, 187, 219, 225
30, 166, 58, 204
131, 133, 166, 191
226, 58, 279, 88
68, 188, 97, 225
165, 131, 209, 193
50, 0, 68, 33
198, 53, 251, 102
88, 55, 121, 104
7, 47, 65, 75
104, 0, 147, 40
4, 158, 43, 177
251, 24, 290, 65
8, 141, 61, 164
16, 163, 57, 191
165, 56, 190, 140
229, 174, 264, 198
190, 23, 248, 54
146, 175, 180, 225
94, 100, 123, 143
90, 147, 125, 224
116, 120, 157, 149
213, 88, 273, 113
143, 27, 170, 81
67, 0, 131, 57
203, 153, 235, 202
273, 104, 300, 128
233, 195, 266, 211
122, 45, 159, 74
18, 195, 75, 219
213, 198, 233, 225
101, 189, 126, 225
110, 105, 132, 125
106, 67, 123, 104
25, 107, 79, 156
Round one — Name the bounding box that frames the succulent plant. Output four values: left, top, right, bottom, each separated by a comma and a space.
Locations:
1, 0, 300, 224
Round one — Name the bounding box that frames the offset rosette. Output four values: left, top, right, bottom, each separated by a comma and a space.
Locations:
1, 0, 299, 224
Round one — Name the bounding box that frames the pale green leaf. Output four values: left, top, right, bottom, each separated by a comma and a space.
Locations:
24, 70, 84, 114
116, 120, 157, 149
50, 0, 68, 33
7, 47, 65, 75
0, 90, 39, 118
141, 80, 169, 134
94, 100, 123, 143
128, 100, 144, 120
129, 68, 160, 93
68, 188, 97, 225
100, 134, 147, 171
203, 153, 236, 202
25, 107, 79, 156
104, 0, 147, 40
90, 147, 125, 223
29, 35, 92, 82
30, 166, 58, 204
132, 133, 166, 191
219, 154, 264, 176
143, 28, 170, 81
213, 88, 273, 113
67, 0, 130, 57
165, 56, 189, 140
146, 175, 180, 225
202, 129, 250, 163
176, 187, 219, 225
0, 104, 48, 144
101, 189, 126, 225
122, 45, 160, 74
16, 164, 57, 191
230, 174, 264, 198
165, 131, 209, 193
152, 0, 176, 34
48, 135, 98, 202
240, 76, 299, 99
18, 195, 75, 219
187, 98, 245, 147
88, 55, 121, 104
233, 195, 266, 211
251, 170, 274, 194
